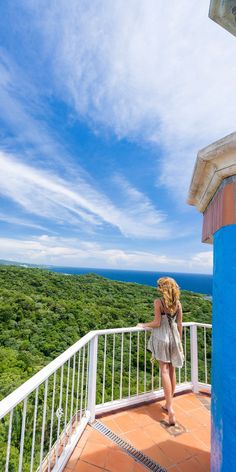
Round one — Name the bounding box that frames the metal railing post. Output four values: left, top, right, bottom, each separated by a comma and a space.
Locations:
87, 334, 98, 423
190, 324, 199, 393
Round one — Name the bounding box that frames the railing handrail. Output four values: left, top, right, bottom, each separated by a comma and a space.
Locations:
188, 322, 212, 328
0, 321, 212, 419
0, 331, 95, 418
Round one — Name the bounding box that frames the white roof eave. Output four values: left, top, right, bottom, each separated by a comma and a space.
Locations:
187, 131, 236, 213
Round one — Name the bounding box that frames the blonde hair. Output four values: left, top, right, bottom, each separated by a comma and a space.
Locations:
157, 277, 180, 314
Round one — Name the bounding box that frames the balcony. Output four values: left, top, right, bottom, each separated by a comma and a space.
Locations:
0, 322, 211, 472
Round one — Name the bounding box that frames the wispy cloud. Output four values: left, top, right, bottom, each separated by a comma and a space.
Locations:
26, 0, 236, 195
0, 234, 213, 273
0, 52, 53, 156
0, 151, 172, 239
0, 213, 52, 232
0, 49, 175, 241
0, 3, 219, 273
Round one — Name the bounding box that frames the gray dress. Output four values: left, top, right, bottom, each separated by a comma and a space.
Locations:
147, 298, 184, 368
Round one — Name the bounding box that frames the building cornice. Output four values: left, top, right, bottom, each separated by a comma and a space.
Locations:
187, 131, 236, 212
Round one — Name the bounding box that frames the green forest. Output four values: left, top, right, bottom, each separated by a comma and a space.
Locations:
0, 265, 212, 471
0, 265, 212, 399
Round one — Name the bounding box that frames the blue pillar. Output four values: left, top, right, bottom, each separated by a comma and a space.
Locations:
211, 224, 236, 472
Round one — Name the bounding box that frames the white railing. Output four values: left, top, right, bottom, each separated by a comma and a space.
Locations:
0, 322, 212, 472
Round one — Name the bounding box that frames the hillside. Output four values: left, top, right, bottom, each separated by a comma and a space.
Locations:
0, 265, 212, 399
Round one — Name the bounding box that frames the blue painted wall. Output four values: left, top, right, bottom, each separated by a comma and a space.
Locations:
211, 224, 236, 471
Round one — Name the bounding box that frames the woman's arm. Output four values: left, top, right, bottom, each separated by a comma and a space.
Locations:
137, 299, 161, 328
177, 301, 183, 341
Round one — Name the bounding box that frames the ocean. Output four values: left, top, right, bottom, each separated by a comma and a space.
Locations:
50, 266, 213, 296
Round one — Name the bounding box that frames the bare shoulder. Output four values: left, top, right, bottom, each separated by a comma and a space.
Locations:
154, 298, 162, 313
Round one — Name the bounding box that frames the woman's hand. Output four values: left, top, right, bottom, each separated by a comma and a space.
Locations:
136, 323, 145, 328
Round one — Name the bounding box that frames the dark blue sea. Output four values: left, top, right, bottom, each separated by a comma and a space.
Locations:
50, 266, 213, 296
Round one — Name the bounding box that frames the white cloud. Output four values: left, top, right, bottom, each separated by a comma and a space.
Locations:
0, 3, 222, 273
0, 234, 212, 272
26, 0, 236, 196
0, 213, 52, 232
0, 52, 59, 162
0, 51, 177, 241
191, 251, 213, 269
0, 151, 171, 239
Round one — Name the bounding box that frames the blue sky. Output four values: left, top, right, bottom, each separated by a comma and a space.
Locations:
0, 1, 235, 273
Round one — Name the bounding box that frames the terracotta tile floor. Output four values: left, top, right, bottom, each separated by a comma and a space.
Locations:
64, 391, 211, 472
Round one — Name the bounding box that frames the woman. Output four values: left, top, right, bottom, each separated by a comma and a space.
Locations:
136, 277, 184, 426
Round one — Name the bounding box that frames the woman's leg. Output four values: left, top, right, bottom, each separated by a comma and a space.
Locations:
169, 363, 176, 397
159, 360, 176, 425
163, 363, 176, 405
159, 361, 173, 410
